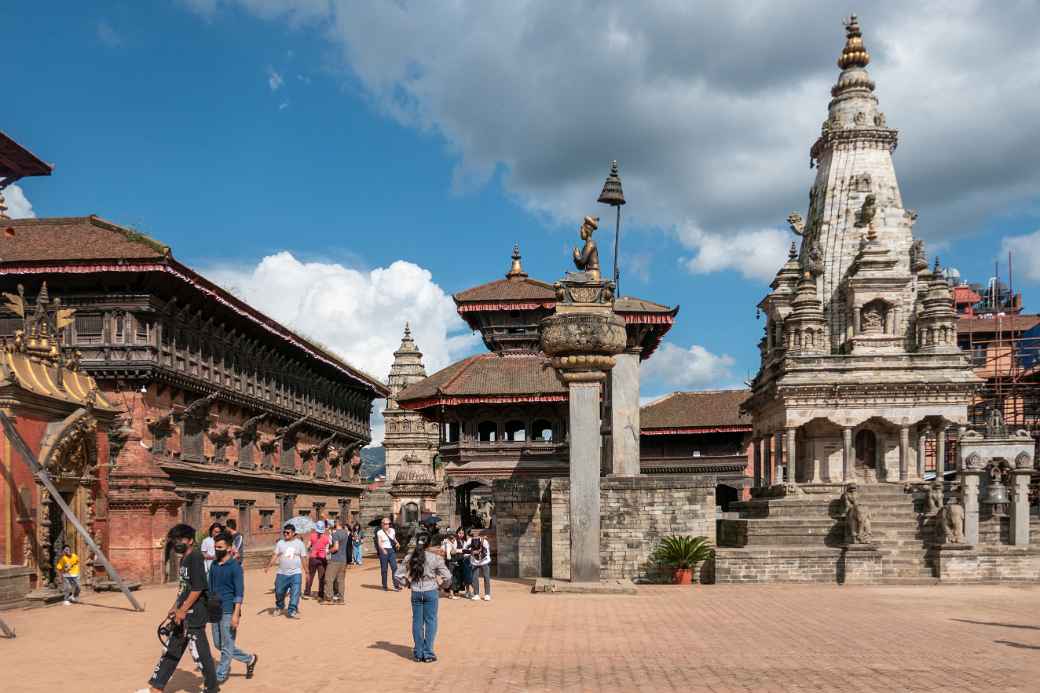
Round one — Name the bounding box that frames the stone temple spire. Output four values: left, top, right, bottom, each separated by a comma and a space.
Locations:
789, 14, 913, 353
387, 322, 428, 406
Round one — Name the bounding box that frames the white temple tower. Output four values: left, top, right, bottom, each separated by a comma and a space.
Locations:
382, 324, 439, 483
746, 16, 980, 487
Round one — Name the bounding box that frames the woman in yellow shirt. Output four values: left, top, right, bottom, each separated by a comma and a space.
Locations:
55, 546, 81, 604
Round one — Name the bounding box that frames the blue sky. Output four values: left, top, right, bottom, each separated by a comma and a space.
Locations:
7, 2, 1040, 438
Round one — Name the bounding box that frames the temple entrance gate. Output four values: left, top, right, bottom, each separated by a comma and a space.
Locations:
854, 429, 878, 483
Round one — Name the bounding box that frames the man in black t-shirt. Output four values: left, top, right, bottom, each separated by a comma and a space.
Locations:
146, 523, 219, 692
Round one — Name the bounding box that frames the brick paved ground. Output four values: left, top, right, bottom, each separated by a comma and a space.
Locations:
1, 565, 1039, 692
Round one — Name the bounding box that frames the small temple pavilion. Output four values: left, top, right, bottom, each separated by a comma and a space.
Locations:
395, 245, 677, 527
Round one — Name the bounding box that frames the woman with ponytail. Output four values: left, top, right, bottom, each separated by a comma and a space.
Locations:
395, 533, 451, 663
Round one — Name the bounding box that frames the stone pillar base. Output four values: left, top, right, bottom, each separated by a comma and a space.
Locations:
934, 544, 979, 583
840, 544, 882, 584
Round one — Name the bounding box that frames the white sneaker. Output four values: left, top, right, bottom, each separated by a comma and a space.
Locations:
63, 600, 71, 606
469, 594, 480, 601
483, 595, 491, 601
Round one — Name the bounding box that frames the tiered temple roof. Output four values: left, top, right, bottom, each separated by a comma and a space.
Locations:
641, 390, 751, 435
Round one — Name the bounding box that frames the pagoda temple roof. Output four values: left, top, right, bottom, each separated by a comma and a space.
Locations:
396, 352, 567, 411
640, 389, 751, 434
454, 275, 556, 307
0, 131, 53, 181
0, 215, 389, 397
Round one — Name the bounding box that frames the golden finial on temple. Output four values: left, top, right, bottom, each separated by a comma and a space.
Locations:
838, 14, 870, 69
506, 242, 527, 278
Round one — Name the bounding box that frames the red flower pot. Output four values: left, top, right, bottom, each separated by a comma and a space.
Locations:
673, 568, 693, 585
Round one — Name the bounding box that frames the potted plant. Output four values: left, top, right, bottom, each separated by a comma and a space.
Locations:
651, 535, 714, 585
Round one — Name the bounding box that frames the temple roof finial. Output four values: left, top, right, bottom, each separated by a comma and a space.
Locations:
838, 14, 870, 69
404, 321, 411, 338
789, 241, 797, 259
506, 242, 527, 278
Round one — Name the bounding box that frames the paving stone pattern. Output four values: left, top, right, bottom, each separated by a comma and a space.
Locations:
2, 566, 1039, 692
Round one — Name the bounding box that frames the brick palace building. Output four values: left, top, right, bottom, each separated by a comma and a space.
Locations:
0, 138, 387, 589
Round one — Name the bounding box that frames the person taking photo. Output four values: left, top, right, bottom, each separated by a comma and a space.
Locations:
395, 533, 451, 663
376, 517, 401, 591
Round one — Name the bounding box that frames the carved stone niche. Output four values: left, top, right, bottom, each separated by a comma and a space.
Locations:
860, 299, 888, 335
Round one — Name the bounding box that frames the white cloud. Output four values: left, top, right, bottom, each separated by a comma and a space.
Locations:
677, 223, 789, 282
2, 184, 35, 219
182, 3, 1040, 282
205, 252, 481, 447
267, 68, 284, 91
1002, 230, 1040, 283
641, 342, 737, 390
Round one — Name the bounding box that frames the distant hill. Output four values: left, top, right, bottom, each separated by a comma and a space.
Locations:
360, 446, 386, 481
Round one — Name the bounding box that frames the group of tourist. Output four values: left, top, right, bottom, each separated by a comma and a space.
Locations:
137, 514, 491, 692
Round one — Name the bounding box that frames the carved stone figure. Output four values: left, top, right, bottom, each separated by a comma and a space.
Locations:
874, 112, 886, 127
984, 407, 1007, 438
855, 193, 877, 227
861, 301, 886, 334
935, 501, 965, 544
924, 480, 943, 515
1015, 451, 1034, 469
571, 215, 601, 280
850, 173, 872, 193
909, 239, 928, 273
787, 212, 805, 236
854, 111, 866, 125
842, 483, 873, 544
804, 238, 824, 277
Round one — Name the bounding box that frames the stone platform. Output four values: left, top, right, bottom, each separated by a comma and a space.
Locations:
532, 577, 637, 595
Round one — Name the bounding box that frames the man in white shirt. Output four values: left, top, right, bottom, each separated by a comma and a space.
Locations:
265, 524, 309, 618
376, 517, 401, 591
200, 522, 222, 573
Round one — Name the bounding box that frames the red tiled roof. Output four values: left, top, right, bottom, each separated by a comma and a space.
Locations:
0, 131, 52, 180
957, 315, 1040, 335
0, 216, 169, 261
0, 215, 388, 396
454, 276, 556, 304
640, 389, 751, 431
397, 352, 566, 410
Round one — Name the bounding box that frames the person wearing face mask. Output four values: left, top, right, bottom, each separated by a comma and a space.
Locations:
144, 524, 219, 693
208, 532, 258, 685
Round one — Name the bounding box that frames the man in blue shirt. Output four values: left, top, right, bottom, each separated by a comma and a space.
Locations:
209, 532, 259, 684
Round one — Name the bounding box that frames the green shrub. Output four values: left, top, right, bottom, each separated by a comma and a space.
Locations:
651, 535, 714, 570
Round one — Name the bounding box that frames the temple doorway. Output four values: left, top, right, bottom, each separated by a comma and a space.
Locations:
716, 484, 739, 512
854, 429, 878, 482
455, 481, 494, 530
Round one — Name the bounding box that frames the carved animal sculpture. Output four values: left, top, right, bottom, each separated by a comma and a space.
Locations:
935, 502, 965, 544
924, 482, 943, 515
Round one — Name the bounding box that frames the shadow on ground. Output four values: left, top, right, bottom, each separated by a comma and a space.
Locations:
369, 640, 415, 660
995, 640, 1040, 651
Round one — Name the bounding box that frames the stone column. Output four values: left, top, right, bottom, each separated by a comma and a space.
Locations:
785, 428, 798, 485
1010, 468, 1032, 546
757, 437, 765, 484
956, 426, 967, 473
934, 424, 948, 479
842, 427, 853, 482
609, 349, 641, 476
568, 380, 602, 580
763, 434, 773, 487
916, 426, 927, 480
959, 467, 983, 546
774, 431, 785, 483
898, 425, 910, 481
540, 285, 627, 584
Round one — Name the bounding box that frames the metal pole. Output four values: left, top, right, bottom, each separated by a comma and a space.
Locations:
612, 204, 621, 293
0, 411, 144, 612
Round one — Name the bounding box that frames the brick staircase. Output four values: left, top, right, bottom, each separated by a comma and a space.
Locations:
716, 482, 941, 584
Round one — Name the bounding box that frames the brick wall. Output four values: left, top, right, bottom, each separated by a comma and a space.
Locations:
550, 476, 717, 581
714, 547, 844, 583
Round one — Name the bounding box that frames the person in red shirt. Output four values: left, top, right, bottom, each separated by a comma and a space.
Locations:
304, 521, 331, 603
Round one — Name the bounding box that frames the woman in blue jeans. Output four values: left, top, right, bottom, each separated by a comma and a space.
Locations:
395, 534, 451, 662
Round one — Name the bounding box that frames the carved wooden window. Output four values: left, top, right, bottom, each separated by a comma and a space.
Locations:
444, 421, 460, 443
259, 510, 274, 530
278, 495, 294, 525
280, 440, 297, 473
75, 313, 104, 345
113, 313, 126, 344
235, 503, 252, 537
238, 440, 255, 468
135, 316, 153, 344
210, 510, 230, 524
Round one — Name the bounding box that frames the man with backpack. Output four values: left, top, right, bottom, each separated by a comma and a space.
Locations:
142, 523, 219, 693
375, 517, 401, 591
